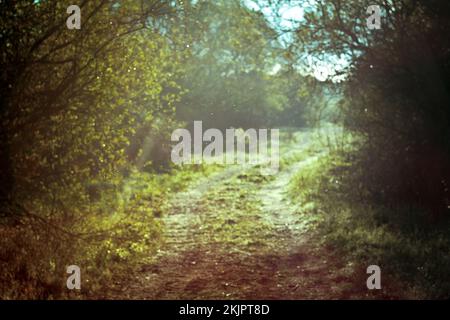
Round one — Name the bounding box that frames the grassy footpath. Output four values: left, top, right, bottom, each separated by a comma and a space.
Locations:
105, 130, 381, 299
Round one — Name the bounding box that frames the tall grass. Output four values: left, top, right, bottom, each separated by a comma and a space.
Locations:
0, 165, 216, 299
289, 150, 450, 299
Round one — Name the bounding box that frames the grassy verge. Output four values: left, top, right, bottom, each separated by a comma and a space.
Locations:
0, 164, 220, 299
289, 151, 450, 299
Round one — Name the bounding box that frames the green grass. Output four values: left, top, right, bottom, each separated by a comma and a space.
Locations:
0, 163, 221, 299
289, 152, 450, 299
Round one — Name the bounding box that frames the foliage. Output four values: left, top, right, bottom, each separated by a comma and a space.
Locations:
288, 0, 450, 219
3, 0, 449, 300
0, 0, 186, 299
289, 149, 450, 298
175, 0, 314, 129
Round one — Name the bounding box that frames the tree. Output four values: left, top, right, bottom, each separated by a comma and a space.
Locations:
174, 0, 288, 129
283, 0, 450, 218
0, 0, 182, 216
0, 1, 187, 297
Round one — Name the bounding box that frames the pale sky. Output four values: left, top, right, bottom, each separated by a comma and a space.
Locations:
244, 0, 348, 82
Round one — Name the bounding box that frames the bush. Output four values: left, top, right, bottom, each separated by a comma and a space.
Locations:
289, 150, 450, 299
0, 164, 217, 299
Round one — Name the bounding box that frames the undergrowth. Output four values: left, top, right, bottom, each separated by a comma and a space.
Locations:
289, 151, 450, 299
0, 164, 217, 299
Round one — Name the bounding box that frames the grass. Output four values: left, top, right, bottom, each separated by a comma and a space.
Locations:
0, 162, 220, 299
289, 151, 450, 299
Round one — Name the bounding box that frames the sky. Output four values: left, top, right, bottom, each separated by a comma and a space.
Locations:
244, 0, 349, 82
245, 0, 304, 33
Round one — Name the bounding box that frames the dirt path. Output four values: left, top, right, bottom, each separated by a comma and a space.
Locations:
107, 129, 396, 299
